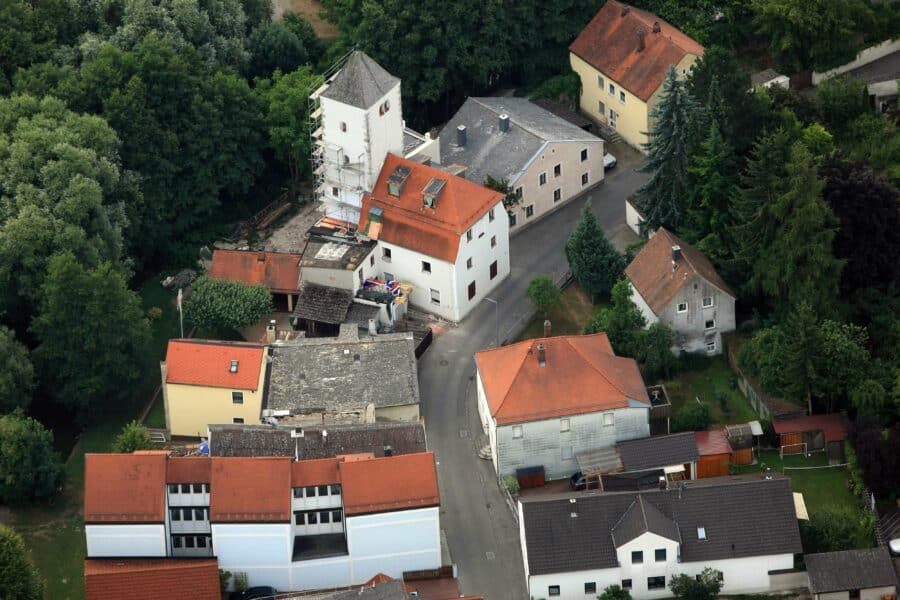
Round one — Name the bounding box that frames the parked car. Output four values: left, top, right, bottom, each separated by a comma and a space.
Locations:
890, 538, 900, 556
603, 152, 617, 170
569, 471, 601, 491
232, 587, 278, 600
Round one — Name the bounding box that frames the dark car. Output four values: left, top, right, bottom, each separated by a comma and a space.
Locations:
232, 587, 278, 600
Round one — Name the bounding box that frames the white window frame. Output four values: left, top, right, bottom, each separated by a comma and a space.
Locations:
422, 261, 431, 273
676, 302, 688, 313
608, 83, 615, 96
597, 75, 604, 88
512, 425, 523, 439
706, 341, 716, 354
466, 229, 473, 242
382, 247, 392, 261
539, 173, 547, 186
705, 318, 716, 330
581, 173, 589, 186
490, 235, 497, 248
525, 205, 535, 218
619, 90, 626, 103
580, 148, 588, 162
561, 446, 574, 461
466, 257, 473, 270
702, 296, 714, 308
553, 164, 561, 178
603, 412, 614, 427
488, 207, 495, 222
560, 418, 570, 432
430, 288, 441, 305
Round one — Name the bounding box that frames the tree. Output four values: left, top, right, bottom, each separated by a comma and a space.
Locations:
800, 505, 859, 553
801, 123, 835, 158
814, 319, 869, 412
641, 322, 677, 380
0, 525, 44, 600
598, 584, 632, 600
584, 280, 647, 358
850, 379, 887, 420
816, 75, 869, 138
483, 175, 521, 211
30, 253, 150, 423
671, 402, 711, 433
184, 277, 273, 331
635, 67, 698, 233
0, 411, 64, 505
281, 13, 325, 64
112, 420, 154, 453
247, 22, 308, 80
779, 302, 820, 415
0, 327, 34, 413
669, 568, 722, 600
526, 276, 561, 318
565, 200, 625, 302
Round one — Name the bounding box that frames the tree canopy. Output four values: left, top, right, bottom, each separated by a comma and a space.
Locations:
111, 420, 155, 453
584, 279, 646, 358
526, 276, 561, 318
0, 524, 44, 600
184, 277, 273, 331
0, 411, 64, 505
0, 326, 33, 413
565, 200, 625, 302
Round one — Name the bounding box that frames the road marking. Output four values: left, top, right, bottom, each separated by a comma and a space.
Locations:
485, 551, 495, 560
459, 430, 468, 438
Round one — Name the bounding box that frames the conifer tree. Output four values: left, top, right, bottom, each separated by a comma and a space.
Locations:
565, 200, 625, 302
635, 67, 698, 233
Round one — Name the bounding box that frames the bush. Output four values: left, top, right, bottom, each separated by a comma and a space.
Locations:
598, 584, 632, 600
0, 411, 64, 505
0, 525, 44, 599
218, 570, 232, 593
146, 306, 163, 321
714, 389, 729, 414
233, 572, 249, 592
184, 277, 273, 331
526, 275, 561, 318
671, 402, 711, 433
800, 505, 860, 553
502, 475, 520, 496
111, 421, 154, 453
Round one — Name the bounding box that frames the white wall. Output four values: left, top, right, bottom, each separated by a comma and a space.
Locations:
475, 371, 499, 474
629, 282, 659, 327
346, 506, 442, 581
213, 522, 293, 590
85, 524, 167, 558
626, 198, 644, 237
812, 38, 900, 84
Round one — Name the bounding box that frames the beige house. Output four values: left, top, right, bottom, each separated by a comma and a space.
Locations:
569, 0, 703, 151
161, 339, 267, 437
439, 97, 605, 233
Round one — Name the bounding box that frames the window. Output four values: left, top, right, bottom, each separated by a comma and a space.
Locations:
509, 213, 517, 227
603, 412, 615, 427
489, 207, 495, 222
203, 483, 209, 493
561, 446, 573, 460
169, 484, 178, 494
181, 484, 190, 493
232, 417, 244, 424
655, 548, 666, 561
549, 586, 560, 597
467, 229, 473, 242
581, 173, 589, 186
697, 527, 707, 540
597, 75, 604, 88
702, 296, 714, 308
706, 341, 716, 353
512, 425, 523, 439
332, 510, 343, 522
553, 188, 561, 202
526, 205, 534, 218
619, 90, 626, 103
196, 536, 207, 548
304, 486, 316, 497
539, 172, 547, 186
173, 536, 182, 548
185, 537, 195, 548
293, 488, 302, 498
676, 302, 688, 313
192, 484, 203, 494
468, 281, 476, 300
422, 261, 431, 273
560, 418, 570, 432
332, 187, 338, 197
581, 148, 588, 162
195, 508, 205, 520
330, 484, 341, 495
491, 235, 497, 248
621, 580, 632, 590
584, 582, 597, 594
382, 247, 392, 261
232, 391, 243, 404
340, 122, 347, 132
384, 272, 395, 282
554, 164, 561, 177
515, 187, 523, 198
171, 509, 181, 521
490, 261, 498, 280
307, 511, 318, 524
705, 319, 715, 329
183, 509, 193, 521
608, 83, 615, 95
598, 100, 606, 115
466, 257, 473, 270
430, 289, 441, 305
319, 511, 330, 523
631, 550, 643, 564
717, 571, 724, 583
648, 576, 666, 590
317, 485, 328, 496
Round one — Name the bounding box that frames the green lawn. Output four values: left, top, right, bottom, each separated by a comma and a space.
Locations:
661, 356, 759, 426
517, 283, 603, 341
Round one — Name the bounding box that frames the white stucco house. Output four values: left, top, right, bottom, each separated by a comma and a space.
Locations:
474, 332, 651, 479
625, 228, 736, 355
518, 476, 802, 599
83, 451, 442, 593
357, 153, 510, 322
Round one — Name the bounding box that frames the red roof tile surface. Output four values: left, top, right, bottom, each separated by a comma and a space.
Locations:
625, 228, 734, 315
166, 457, 211, 483
359, 154, 502, 263
84, 559, 220, 600
570, 0, 704, 101
291, 457, 340, 486
475, 333, 648, 425
694, 429, 730, 456
84, 454, 167, 523
209, 249, 301, 293
165, 339, 265, 390
773, 414, 848, 443
210, 457, 291, 522
341, 451, 440, 515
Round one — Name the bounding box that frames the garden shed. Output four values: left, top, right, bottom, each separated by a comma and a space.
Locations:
773, 414, 848, 459
725, 423, 755, 466
694, 429, 731, 478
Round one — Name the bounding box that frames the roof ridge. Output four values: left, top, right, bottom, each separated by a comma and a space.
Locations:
566, 338, 631, 400
493, 345, 533, 418
610, 497, 638, 533
470, 97, 560, 143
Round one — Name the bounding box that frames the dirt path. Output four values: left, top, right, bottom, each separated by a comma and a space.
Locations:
272, 0, 339, 39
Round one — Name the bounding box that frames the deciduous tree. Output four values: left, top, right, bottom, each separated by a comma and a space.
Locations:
584, 279, 646, 358
816, 76, 869, 139
112, 420, 154, 453
800, 505, 859, 553
526, 276, 561, 318
671, 402, 711, 433
0, 411, 64, 505
565, 200, 625, 302
247, 22, 308, 80
0, 525, 44, 600
184, 277, 273, 331
0, 326, 34, 413
641, 322, 677, 380
669, 567, 722, 600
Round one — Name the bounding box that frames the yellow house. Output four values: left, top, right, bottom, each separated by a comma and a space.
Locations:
161, 339, 267, 438
569, 0, 704, 151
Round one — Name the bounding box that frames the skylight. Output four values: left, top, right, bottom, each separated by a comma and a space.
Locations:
697, 527, 707, 540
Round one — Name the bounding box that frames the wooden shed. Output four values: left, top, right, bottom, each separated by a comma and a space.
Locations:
773, 414, 848, 458
725, 423, 755, 466
694, 429, 731, 478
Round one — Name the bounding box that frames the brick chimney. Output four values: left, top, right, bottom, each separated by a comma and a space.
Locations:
637, 27, 646, 52
672, 245, 682, 262
543, 319, 552, 337
652, 21, 661, 33
621, 4, 630, 17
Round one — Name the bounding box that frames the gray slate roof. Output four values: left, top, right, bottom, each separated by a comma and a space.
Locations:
618, 432, 699, 472
520, 476, 801, 575
293, 283, 353, 324
439, 97, 603, 185
208, 421, 427, 459
806, 548, 898, 593
266, 331, 419, 413
345, 302, 381, 329
312, 580, 407, 600
611, 495, 680, 546
751, 68, 784, 86
321, 50, 399, 109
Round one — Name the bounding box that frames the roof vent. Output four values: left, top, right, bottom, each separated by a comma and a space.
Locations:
422, 177, 446, 208
569, 497, 577, 504
387, 165, 412, 197
537, 343, 546, 366
637, 27, 646, 52
672, 245, 682, 262
570, 512, 578, 518
384, 445, 393, 457
697, 527, 707, 540
229, 360, 239, 373
621, 4, 630, 16
652, 21, 661, 33
498, 114, 510, 133
456, 124, 467, 147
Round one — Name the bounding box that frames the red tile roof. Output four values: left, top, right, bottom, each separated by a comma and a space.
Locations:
210, 457, 291, 522
84, 454, 167, 523
474, 333, 649, 425
773, 414, 848, 443
166, 457, 211, 483
209, 249, 301, 293
165, 339, 265, 390
570, 0, 703, 101
625, 228, 734, 315
341, 451, 440, 515
694, 429, 730, 456
359, 154, 502, 263
84, 559, 220, 600
291, 457, 340, 487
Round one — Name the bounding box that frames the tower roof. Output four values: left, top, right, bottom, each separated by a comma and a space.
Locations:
322, 50, 400, 109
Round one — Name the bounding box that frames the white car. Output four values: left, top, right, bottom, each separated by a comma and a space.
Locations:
603, 151, 617, 170
890, 537, 900, 556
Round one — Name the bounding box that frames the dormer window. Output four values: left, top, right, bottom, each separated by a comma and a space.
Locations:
422, 177, 446, 208
387, 165, 411, 197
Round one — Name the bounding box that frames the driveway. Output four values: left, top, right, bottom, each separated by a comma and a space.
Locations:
419, 160, 647, 599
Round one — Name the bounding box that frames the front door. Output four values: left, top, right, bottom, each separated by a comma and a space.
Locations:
609, 109, 618, 129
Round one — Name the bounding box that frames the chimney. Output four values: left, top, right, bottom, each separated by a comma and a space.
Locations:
383, 445, 393, 457
652, 21, 661, 33
621, 4, 630, 16
257, 252, 266, 263
498, 114, 510, 133
265, 319, 276, 344
637, 27, 646, 52
543, 319, 552, 338
537, 343, 546, 366
367, 318, 378, 336
672, 245, 682, 262
456, 124, 467, 147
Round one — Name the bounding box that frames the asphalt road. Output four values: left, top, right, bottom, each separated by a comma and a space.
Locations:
418, 146, 648, 600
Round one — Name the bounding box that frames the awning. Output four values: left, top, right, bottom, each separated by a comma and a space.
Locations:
663, 464, 685, 475
749, 420, 763, 436
575, 446, 623, 475
793, 492, 809, 520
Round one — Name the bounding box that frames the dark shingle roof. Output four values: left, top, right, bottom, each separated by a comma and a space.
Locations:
321, 51, 399, 109
520, 477, 801, 575
750, 68, 784, 86
618, 432, 699, 471
208, 422, 426, 459
806, 548, 898, 593
345, 302, 382, 330
611, 495, 679, 546
292, 283, 353, 325
319, 580, 408, 600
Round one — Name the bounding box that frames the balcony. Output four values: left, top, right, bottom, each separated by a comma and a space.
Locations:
647, 385, 672, 436
292, 534, 348, 562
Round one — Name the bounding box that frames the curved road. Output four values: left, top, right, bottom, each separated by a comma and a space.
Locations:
418, 153, 647, 600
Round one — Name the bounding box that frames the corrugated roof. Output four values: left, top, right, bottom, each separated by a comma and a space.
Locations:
806, 548, 897, 593
618, 432, 699, 471
569, 0, 703, 101
292, 457, 341, 487
84, 454, 167, 523
321, 50, 399, 110
474, 333, 648, 425
625, 228, 734, 315
166, 457, 211, 484
208, 249, 301, 293
84, 559, 220, 600
209, 457, 291, 522
164, 339, 265, 390
341, 451, 439, 515
358, 154, 502, 263
773, 413, 848, 442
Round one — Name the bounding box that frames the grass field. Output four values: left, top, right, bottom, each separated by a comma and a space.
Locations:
517, 283, 603, 341
662, 356, 758, 426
